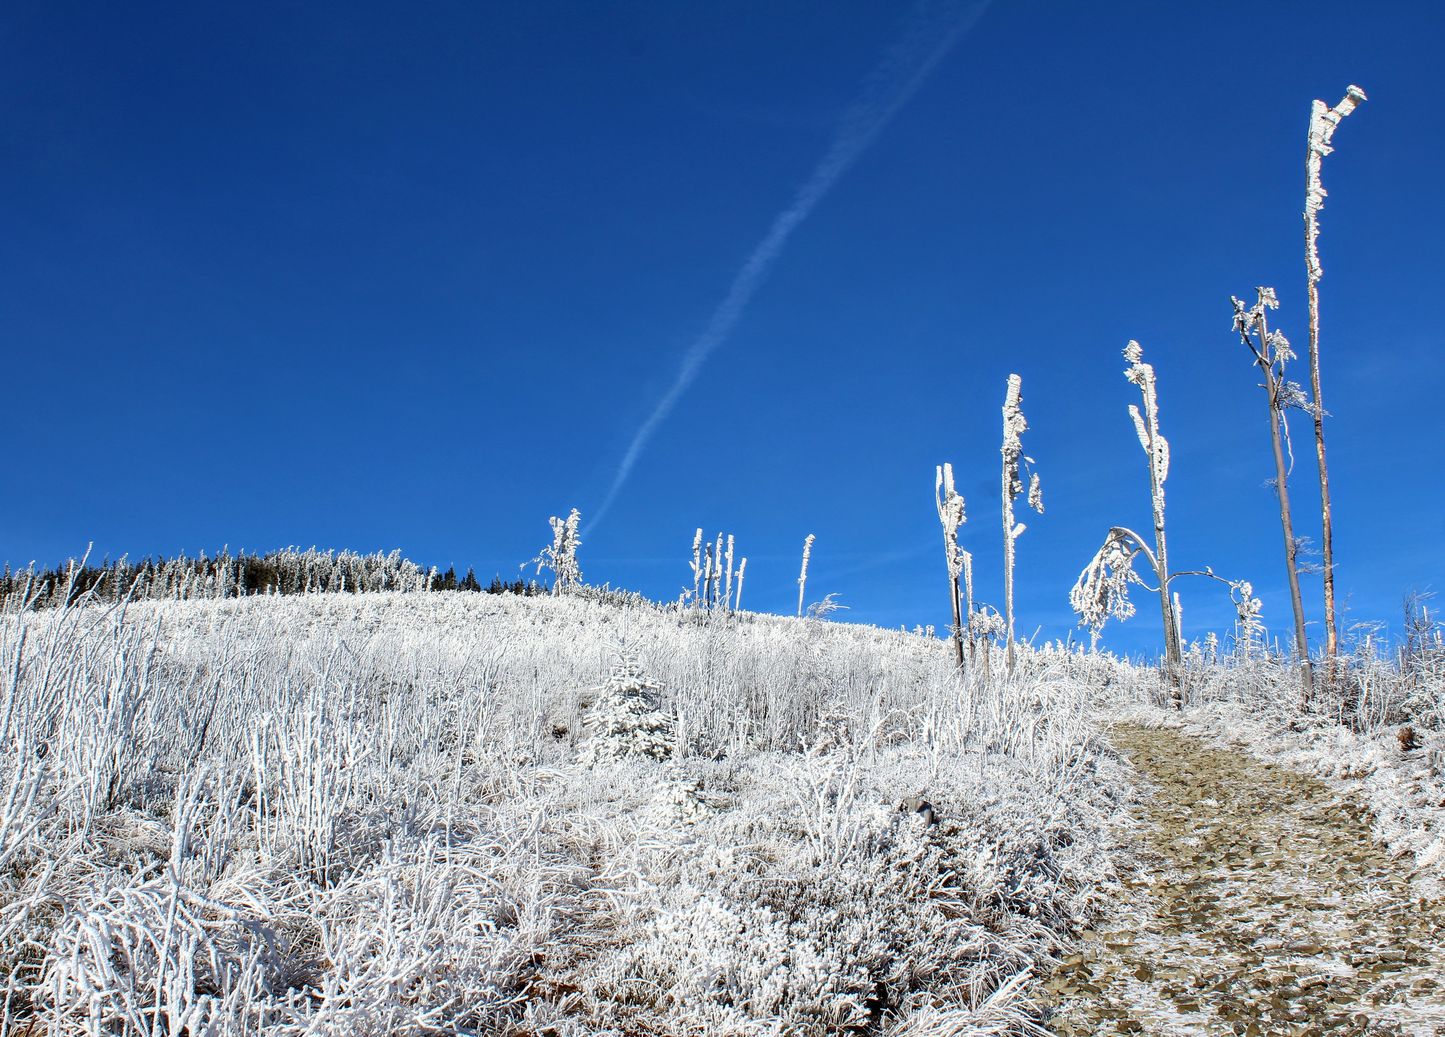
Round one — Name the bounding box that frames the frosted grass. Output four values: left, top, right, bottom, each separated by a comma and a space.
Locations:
0, 591, 1127, 1035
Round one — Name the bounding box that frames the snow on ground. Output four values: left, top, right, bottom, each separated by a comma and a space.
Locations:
0, 591, 1130, 1035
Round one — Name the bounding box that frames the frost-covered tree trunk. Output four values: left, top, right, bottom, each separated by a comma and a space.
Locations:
1304, 85, 1365, 666
1233, 291, 1314, 704
935, 463, 967, 670
1000, 375, 1042, 677
961, 550, 975, 668
796, 534, 815, 619
690, 529, 704, 604
711, 533, 724, 608
724, 535, 735, 612
1124, 342, 1182, 681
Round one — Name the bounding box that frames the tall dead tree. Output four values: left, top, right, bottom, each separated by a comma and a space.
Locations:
1303, 84, 1366, 666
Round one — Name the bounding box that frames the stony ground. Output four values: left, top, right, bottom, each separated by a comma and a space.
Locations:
1043, 724, 1445, 1037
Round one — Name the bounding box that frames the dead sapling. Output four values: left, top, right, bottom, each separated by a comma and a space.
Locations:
1232, 288, 1315, 705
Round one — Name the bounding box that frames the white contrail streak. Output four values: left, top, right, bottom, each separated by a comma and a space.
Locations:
589, 1, 990, 530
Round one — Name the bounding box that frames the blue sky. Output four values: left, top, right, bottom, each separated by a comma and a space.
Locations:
2, 1, 1441, 655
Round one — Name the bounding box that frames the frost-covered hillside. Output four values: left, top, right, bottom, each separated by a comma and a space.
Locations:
0, 590, 1129, 1036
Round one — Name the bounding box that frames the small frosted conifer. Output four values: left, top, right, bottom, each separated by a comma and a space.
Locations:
578, 651, 675, 765
1232, 580, 1265, 658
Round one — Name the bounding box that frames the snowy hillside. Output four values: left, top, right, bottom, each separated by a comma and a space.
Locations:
0, 590, 1130, 1035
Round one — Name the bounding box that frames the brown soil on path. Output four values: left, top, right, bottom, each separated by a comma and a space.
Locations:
1043, 723, 1445, 1037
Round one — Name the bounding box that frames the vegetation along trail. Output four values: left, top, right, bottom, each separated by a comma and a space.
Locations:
1045, 723, 1445, 1036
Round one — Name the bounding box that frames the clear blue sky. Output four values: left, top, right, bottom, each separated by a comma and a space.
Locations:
3, 1, 1441, 655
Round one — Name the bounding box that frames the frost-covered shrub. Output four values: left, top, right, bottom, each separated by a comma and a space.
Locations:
578, 652, 676, 764
650, 767, 715, 824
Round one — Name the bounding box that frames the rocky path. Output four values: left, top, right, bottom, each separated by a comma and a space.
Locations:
1044, 723, 1445, 1036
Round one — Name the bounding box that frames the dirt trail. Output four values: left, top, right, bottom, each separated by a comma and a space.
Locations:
1045, 723, 1445, 1037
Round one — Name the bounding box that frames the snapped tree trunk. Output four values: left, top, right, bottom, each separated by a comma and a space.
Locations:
1303, 86, 1366, 669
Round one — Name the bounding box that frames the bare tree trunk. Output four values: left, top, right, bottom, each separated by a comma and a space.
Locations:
948, 573, 964, 669
963, 552, 976, 669
1263, 371, 1316, 705
1306, 276, 1339, 666
1002, 492, 1017, 677
935, 464, 967, 673
796, 534, 814, 619
998, 375, 1041, 679
1143, 442, 1182, 687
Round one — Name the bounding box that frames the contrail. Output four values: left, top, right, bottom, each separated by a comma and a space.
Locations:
589, 0, 990, 530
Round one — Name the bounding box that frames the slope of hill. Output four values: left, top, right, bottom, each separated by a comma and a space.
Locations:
0, 590, 1130, 1035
